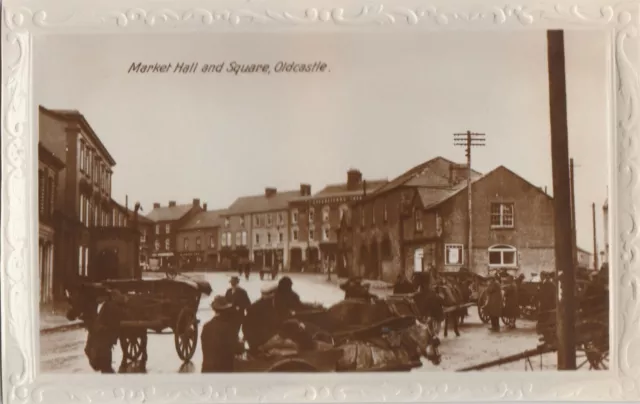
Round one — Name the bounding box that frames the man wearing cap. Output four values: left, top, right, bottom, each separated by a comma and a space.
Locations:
201, 295, 243, 372
225, 276, 251, 336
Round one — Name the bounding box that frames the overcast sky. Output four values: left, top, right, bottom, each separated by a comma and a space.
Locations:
34, 31, 609, 254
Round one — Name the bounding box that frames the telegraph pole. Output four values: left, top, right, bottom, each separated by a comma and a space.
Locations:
547, 30, 577, 370
592, 203, 599, 270
569, 158, 578, 268
454, 131, 485, 272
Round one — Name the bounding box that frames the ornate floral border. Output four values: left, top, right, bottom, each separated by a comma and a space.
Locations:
2, 0, 639, 402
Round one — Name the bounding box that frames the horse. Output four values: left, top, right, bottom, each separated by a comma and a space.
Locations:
409, 272, 465, 338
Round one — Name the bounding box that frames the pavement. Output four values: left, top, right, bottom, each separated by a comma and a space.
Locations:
40, 305, 83, 334
40, 271, 560, 373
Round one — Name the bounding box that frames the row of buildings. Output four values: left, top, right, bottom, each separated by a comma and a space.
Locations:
40, 104, 605, 305
141, 157, 601, 283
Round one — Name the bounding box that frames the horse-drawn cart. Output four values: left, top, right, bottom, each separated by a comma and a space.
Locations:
66, 275, 213, 372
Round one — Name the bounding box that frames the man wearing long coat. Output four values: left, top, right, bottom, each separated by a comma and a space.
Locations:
485, 275, 503, 331
201, 296, 244, 372
225, 276, 252, 336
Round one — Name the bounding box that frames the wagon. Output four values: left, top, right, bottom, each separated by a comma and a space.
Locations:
67, 275, 212, 366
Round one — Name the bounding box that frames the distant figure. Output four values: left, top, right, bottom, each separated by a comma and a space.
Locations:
201, 296, 243, 372
502, 276, 518, 329
224, 276, 251, 336
243, 261, 251, 281
484, 275, 503, 332
536, 272, 557, 334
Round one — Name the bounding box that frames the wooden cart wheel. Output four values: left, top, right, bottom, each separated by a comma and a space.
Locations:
120, 333, 147, 361
174, 308, 198, 362
477, 293, 490, 324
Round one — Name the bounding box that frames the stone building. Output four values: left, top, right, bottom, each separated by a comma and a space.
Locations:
176, 207, 225, 270
39, 106, 119, 297
347, 157, 555, 282
288, 170, 387, 273
221, 186, 308, 271
145, 199, 204, 269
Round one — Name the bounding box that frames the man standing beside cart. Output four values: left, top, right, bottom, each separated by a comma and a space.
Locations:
484, 274, 503, 332
225, 276, 252, 336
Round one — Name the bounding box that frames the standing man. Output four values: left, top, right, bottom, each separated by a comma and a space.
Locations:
225, 276, 251, 336
201, 295, 244, 372
484, 274, 503, 332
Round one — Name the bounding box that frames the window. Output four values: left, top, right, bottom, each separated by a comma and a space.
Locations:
79, 140, 85, 171
78, 247, 83, 276
240, 216, 245, 227
141, 230, 146, 243
165, 239, 170, 250
209, 236, 214, 248
221, 233, 227, 247
79, 195, 85, 223
491, 203, 515, 228
323, 228, 330, 241
267, 233, 272, 244
83, 247, 89, 277
226, 232, 232, 246
155, 240, 160, 251
255, 234, 260, 245
253, 215, 259, 227
184, 238, 189, 251
278, 212, 284, 225
322, 207, 330, 222
235, 232, 241, 246
165, 224, 171, 233
292, 229, 299, 241
488, 245, 518, 267
372, 203, 376, 225
155, 224, 160, 234
267, 214, 272, 226
309, 229, 314, 241
292, 210, 298, 224
309, 208, 315, 223
279, 232, 284, 243
383, 203, 388, 223
196, 237, 201, 249
225, 218, 230, 228
445, 244, 464, 265
339, 205, 348, 221
241, 231, 247, 246
414, 209, 423, 231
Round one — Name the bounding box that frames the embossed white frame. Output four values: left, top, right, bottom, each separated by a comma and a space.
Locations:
2, 0, 639, 402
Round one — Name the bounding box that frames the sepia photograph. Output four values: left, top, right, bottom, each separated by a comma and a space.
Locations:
33, 29, 612, 376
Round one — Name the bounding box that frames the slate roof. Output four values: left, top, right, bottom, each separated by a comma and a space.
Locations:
111, 199, 154, 224
372, 156, 482, 196
181, 209, 226, 230
224, 190, 302, 216
292, 179, 389, 202
146, 204, 194, 222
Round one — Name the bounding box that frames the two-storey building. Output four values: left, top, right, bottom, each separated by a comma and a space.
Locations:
222, 186, 309, 271
176, 206, 225, 270
39, 106, 118, 297
348, 157, 556, 281
288, 170, 387, 273
146, 199, 204, 269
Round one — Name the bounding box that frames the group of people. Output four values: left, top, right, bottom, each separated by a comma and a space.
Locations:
200, 275, 301, 372
481, 273, 524, 332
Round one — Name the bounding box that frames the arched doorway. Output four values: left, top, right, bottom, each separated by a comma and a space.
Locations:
414, 248, 424, 273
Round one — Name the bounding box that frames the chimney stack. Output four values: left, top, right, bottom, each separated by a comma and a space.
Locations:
203, 203, 208, 211
347, 169, 363, 191
169, 201, 176, 207
265, 187, 277, 198
193, 198, 200, 207
153, 202, 160, 209
300, 184, 311, 196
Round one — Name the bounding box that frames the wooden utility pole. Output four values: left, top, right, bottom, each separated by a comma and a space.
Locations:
569, 158, 578, 268
592, 203, 599, 270
547, 29, 577, 370
454, 131, 485, 272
